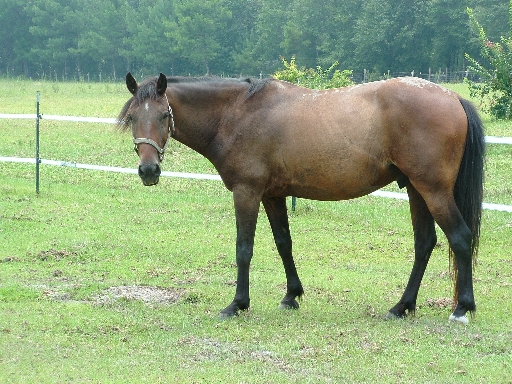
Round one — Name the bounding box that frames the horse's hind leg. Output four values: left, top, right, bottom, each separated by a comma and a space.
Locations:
409, 189, 475, 323
430, 200, 475, 323
387, 184, 437, 319
262, 196, 304, 310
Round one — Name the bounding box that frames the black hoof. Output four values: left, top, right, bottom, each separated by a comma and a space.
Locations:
219, 301, 249, 320
278, 298, 300, 310
385, 311, 406, 320
219, 310, 238, 320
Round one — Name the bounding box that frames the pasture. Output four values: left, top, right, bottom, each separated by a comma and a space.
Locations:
1, 78, 511, 383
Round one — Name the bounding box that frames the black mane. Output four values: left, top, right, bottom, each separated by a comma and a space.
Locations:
166, 76, 271, 99
117, 76, 272, 129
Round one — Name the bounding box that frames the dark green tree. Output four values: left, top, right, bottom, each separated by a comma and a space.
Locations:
2, 0, 509, 80
217, 0, 260, 76
74, 0, 127, 79
351, 0, 433, 75
124, 0, 178, 76
314, 0, 362, 70
27, 0, 85, 79
169, 0, 232, 75
424, 0, 473, 74
280, 0, 352, 69
238, 0, 291, 74
0, 0, 33, 77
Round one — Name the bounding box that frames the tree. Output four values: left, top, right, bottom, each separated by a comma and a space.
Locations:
217, 0, 260, 75
351, 0, 395, 73
169, 0, 232, 75
238, 0, 291, 74
124, 0, 178, 76
0, 0, 33, 77
27, 0, 85, 79
74, 0, 127, 79
280, 0, 352, 69
351, 0, 436, 75
314, 0, 362, 70
424, 0, 473, 73
2, 0, 510, 80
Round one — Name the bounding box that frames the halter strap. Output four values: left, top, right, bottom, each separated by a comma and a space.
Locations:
133, 93, 175, 162
164, 93, 176, 136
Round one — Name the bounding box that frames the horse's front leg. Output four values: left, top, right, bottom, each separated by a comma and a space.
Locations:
219, 185, 261, 319
262, 196, 304, 310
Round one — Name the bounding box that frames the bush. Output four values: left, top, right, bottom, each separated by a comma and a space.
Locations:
273, 56, 354, 89
465, 4, 512, 120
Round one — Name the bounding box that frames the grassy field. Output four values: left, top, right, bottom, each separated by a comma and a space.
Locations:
1, 78, 511, 383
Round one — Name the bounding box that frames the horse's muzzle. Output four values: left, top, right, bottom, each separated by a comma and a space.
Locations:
138, 163, 161, 186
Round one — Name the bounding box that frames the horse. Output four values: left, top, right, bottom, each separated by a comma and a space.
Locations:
118, 73, 485, 324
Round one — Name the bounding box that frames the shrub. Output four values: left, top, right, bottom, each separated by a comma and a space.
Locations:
465, 4, 512, 120
273, 56, 354, 89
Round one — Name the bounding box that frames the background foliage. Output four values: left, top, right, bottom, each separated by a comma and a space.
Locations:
1, 0, 510, 80
465, 2, 512, 119
272, 57, 354, 89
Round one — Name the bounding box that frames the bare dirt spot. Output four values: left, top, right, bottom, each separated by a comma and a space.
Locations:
426, 297, 454, 309
95, 286, 185, 305
37, 248, 76, 261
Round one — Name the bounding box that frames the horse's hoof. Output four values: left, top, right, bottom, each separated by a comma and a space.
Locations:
385, 311, 404, 320
278, 300, 299, 310
219, 312, 237, 321
219, 309, 239, 320
449, 314, 469, 324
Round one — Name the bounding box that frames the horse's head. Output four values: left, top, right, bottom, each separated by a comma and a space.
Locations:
122, 72, 174, 186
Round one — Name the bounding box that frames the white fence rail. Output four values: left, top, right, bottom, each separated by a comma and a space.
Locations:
0, 113, 117, 124
1, 113, 511, 212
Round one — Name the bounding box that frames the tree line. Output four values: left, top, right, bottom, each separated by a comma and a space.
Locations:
0, 0, 509, 81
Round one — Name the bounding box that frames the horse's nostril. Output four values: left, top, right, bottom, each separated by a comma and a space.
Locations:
154, 163, 161, 176
138, 163, 161, 180
138, 165, 145, 178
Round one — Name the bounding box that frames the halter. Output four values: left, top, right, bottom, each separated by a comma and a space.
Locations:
133, 93, 175, 162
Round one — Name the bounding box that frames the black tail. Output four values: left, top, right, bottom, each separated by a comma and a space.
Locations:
450, 98, 485, 309
455, 98, 485, 261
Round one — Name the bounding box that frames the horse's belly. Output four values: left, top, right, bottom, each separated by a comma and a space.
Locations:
288, 179, 380, 201
284, 165, 395, 201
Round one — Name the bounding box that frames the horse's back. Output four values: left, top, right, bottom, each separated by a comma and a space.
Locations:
254, 78, 465, 200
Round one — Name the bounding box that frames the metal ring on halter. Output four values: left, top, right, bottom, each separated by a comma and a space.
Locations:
132, 94, 175, 162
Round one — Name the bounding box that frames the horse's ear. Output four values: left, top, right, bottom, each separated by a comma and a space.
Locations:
126, 72, 138, 95
156, 73, 167, 95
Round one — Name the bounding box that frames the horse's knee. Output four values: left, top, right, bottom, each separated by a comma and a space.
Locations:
415, 232, 437, 260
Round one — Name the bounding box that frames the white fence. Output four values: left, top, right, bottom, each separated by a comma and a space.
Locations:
1, 113, 511, 212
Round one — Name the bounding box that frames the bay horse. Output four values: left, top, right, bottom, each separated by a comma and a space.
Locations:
118, 73, 485, 324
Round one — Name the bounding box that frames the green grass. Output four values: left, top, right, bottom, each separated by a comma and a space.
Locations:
1, 79, 512, 383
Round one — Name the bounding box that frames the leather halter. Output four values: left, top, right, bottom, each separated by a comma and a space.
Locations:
133, 93, 175, 162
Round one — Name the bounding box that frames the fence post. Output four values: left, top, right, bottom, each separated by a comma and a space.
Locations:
35, 91, 41, 194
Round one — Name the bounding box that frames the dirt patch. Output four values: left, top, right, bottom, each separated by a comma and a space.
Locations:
426, 297, 454, 309
37, 249, 76, 261
95, 286, 185, 305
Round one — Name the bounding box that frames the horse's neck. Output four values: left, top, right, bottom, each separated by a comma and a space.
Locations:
171, 86, 233, 159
